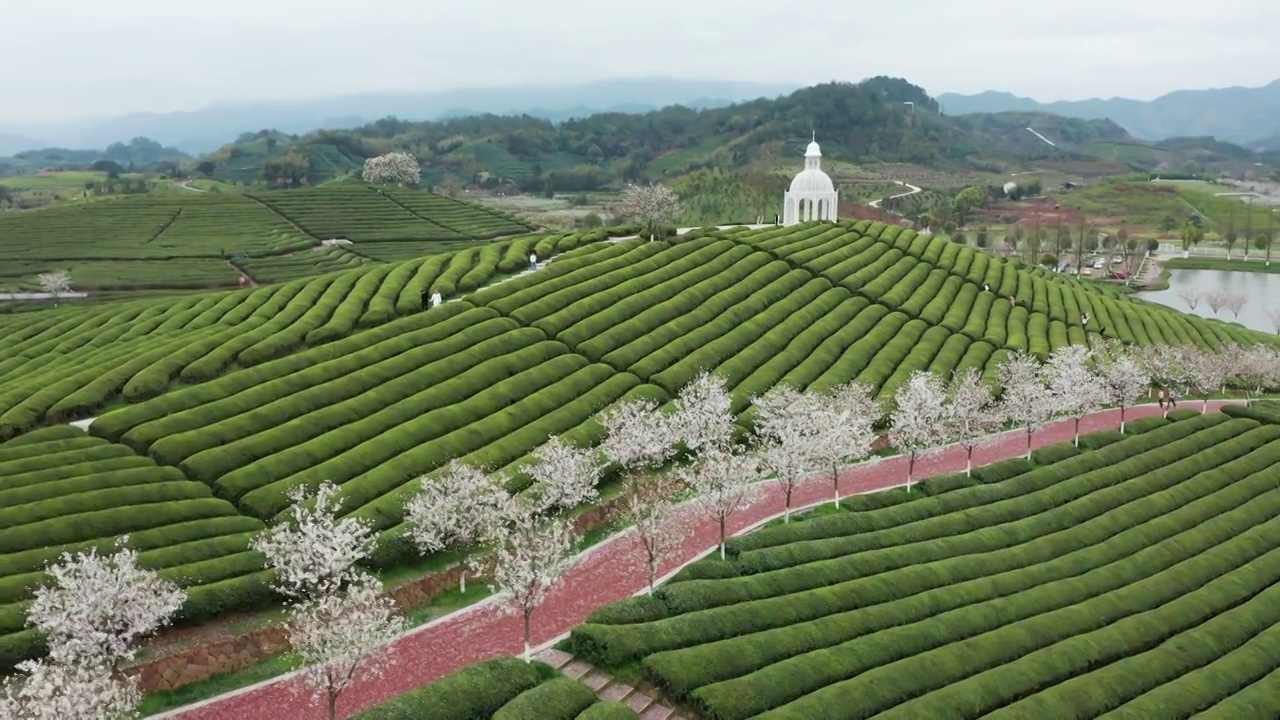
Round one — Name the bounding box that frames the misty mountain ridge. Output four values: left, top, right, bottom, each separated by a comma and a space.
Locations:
0, 78, 798, 154
938, 80, 1280, 145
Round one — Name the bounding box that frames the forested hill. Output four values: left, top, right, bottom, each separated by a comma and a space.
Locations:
198, 78, 1132, 191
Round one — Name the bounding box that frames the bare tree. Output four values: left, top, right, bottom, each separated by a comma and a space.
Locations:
361, 152, 421, 186
1224, 292, 1247, 319
36, 271, 72, 307
1042, 345, 1106, 445
684, 446, 759, 560
489, 498, 578, 660
1176, 288, 1201, 311
404, 460, 511, 593
1268, 308, 1280, 335
816, 382, 880, 506
945, 368, 1003, 475
889, 371, 951, 490
1204, 289, 1227, 315
997, 351, 1056, 459
612, 183, 683, 241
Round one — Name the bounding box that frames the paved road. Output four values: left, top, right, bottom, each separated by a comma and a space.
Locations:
159, 401, 1238, 720
869, 181, 923, 209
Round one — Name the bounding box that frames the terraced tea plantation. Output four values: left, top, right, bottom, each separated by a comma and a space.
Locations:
1, 219, 1276, 671
570, 407, 1280, 719
0, 425, 268, 663
0, 184, 535, 291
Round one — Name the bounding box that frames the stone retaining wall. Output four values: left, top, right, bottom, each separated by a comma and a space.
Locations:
129, 489, 635, 693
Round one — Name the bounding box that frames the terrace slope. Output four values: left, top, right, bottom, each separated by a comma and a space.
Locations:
0, 184, 534, 292
1, 221, 1275, 669
570, 407, 1280, 718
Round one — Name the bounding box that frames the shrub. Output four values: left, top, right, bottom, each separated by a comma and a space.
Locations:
353, 658, 547, 719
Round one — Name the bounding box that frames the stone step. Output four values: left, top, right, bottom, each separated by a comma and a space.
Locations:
533, 648, 683, 718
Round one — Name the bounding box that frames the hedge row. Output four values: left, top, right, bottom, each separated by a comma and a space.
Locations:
757, 464, 1280, 719
344, 363, 634, 533
492, 677, 597, 720
675, 434, 1280, 719
223, 340, 577, 514
985, 561, 1280, 717
353, 658, 549, 719
614, 269, 814, 381
94, 304, 479, 448
576, 256, 789, 365
159, 320, 537, 479
569, 418, 1255, 664
725, 413, 1230, 556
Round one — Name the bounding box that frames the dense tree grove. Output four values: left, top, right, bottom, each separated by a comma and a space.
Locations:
191, 78, 1128, 189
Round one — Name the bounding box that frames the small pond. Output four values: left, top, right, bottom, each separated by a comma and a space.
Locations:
1135, 267, 1280, 335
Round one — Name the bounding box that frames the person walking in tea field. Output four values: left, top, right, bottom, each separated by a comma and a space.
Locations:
529, 250, 538, 270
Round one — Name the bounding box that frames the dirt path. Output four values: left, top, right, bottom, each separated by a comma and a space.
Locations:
158, 401, 1239, 720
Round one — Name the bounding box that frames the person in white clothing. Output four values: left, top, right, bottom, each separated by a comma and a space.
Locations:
430, 292, 442, 307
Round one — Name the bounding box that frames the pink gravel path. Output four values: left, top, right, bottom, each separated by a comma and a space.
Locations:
160, 401, 1238, 720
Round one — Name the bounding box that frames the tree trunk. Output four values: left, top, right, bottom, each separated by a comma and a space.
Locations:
1026, 427, 1033, 459
1203, 396, 1210, 412
1074, 416, 1081, 447
783, 484, 792, 523
832, 465, 840, 508
328, 688, 338, 720
966, 445, 974, 476
719, 516, 727, 560
1119, 405, 1126, 434
522, 611, 533, 662
906, 453, 915, 492
460, 569, 467, 594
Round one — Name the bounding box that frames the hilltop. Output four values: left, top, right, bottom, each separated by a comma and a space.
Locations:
938, 80, 1280, 145
192, 79, 1133, 190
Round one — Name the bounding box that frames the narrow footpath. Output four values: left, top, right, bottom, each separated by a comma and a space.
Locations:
159, 401, 1238, 720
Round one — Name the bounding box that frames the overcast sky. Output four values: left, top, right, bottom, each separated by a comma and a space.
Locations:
6, 0, 1278, 122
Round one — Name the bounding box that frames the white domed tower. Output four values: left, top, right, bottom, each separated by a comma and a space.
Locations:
782, 133, 838, 224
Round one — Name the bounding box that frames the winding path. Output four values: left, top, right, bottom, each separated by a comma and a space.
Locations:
158, 401, 1238, 720
868, 181, 922, 209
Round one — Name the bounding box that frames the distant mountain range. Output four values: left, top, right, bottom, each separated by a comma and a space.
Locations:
0, 78, 799, 155
937, 81, 1280, 145
0, 132, 49, 157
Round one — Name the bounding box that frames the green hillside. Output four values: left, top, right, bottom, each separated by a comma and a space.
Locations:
0, 221, 1275, 668
570, 405, 1280, 718
0, 184, 535, 292
197, 80, 1134, 190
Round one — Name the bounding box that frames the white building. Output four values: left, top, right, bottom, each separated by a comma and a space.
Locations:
782, 135, 839, 225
